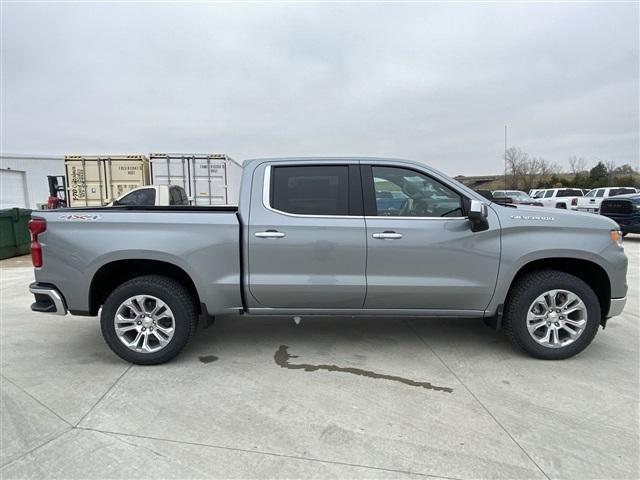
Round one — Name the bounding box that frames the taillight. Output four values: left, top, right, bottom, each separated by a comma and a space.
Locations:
28, 218, 46, 267
572, 198, 578, 206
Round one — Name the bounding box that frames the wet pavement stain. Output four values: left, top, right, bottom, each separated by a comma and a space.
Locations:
199, 355, 219, 363
274, 345, 452, 393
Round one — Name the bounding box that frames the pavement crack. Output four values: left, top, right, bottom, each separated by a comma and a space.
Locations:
404, 320, 551, 480
0, 374, 74, 427
0, 428, 72, 471
274, 345, 453, 393
74, 363, 133, 427
76, 426, 460, 479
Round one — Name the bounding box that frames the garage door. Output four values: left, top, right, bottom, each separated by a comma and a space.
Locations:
0, 169, 28, 209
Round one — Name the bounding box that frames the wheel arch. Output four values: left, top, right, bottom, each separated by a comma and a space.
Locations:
89, 259, 201, 316
505, 258, 611, 319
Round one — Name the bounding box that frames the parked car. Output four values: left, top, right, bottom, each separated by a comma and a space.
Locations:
492, 190, 544, 206
532, 188, 584, 209
110, 185, 189, 207
28, 157, 627, 364
575, 187, 638, 214
600, 193, 640, 236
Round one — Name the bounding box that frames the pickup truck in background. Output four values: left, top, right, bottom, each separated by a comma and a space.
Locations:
575, 187, 638, 214
28, 157, 628, 364
109, 185, 190, 207
600, 193, 640, 236
532, 188, 585, 209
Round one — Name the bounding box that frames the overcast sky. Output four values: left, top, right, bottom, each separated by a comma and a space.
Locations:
1, 2, 638, 175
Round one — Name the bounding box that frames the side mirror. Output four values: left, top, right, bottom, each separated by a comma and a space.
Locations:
468, 200, 489, 232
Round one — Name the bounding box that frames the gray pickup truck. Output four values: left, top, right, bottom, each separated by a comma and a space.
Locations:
28, 157, 628, 364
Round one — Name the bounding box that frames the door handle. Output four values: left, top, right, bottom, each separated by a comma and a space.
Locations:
255, 230, 286, 239
372, 231, 403, 240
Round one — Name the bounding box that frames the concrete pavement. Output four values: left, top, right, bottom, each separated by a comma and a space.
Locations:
1, 238, 638, 479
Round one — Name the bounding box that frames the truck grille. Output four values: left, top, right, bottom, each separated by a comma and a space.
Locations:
600, 199, 633, 215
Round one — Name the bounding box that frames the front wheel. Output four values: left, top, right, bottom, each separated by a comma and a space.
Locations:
101, 275, 197, 365
503, 270, 600, 359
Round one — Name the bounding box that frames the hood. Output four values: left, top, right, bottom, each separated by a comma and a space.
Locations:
490, 203, 619, 231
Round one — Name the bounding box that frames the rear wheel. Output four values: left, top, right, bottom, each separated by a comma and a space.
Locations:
503, 270, 600, 359
101, 275, 197, 365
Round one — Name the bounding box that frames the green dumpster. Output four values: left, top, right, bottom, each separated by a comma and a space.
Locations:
0, 208, 33, 260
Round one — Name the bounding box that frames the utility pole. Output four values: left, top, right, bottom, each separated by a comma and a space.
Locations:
504, 125, 508, 190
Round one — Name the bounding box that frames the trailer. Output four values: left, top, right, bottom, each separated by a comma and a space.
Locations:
64, 155, 150, 207
149, 153, 242, 205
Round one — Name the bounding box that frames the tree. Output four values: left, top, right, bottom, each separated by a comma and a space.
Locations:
568, 156, 587, 175
589, 161, 608, 188
613, 164, 638, 175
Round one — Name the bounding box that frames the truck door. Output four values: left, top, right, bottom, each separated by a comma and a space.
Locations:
248, 162, 367, 309
361, 164, 500, 312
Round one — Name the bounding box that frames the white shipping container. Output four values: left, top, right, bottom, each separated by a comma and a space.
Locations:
64, 155, 150, 207
150, 154, 242, 205
0, 154, 64, 209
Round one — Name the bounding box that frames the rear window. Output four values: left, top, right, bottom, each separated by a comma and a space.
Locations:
270, 165, 349, 216
557, 189, 583, 197
118, 188, 156, 206
609, 188, 636, 196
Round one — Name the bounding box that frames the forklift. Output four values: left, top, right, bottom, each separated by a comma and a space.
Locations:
46, 175, 67, 209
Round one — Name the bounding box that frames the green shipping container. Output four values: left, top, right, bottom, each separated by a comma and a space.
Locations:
0, 208, 32, 260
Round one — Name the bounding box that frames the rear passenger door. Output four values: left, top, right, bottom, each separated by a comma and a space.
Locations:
247, 162, 367, 309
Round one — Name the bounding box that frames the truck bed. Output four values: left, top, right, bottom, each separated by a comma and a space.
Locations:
32, 207, 243, 316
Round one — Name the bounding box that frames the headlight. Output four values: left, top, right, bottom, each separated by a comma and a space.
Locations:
610, 229, 624, 248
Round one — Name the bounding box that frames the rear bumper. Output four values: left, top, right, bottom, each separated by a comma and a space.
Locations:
29, 282, 67, 315
607, 297, 627, 318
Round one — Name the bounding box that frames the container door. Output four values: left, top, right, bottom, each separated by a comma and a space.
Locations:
191, 157, 229, 205
150, 156, 189, 194
65, 159, 108, 207
105, 158, 149, 202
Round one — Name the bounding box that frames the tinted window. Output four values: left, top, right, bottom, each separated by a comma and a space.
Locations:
595, 189, 605, 198
169, 187, 178, 205
180, 188, 189, 205
371, 166, 462, 217
557, 189, 582, 197
118, 188, 156, 206
271, 166, 349, 215
544, 190, 554, 198
610, 188, 635, 196
585, 190, 596, 197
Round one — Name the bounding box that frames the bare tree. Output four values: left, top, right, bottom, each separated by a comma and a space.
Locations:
568, 156, 587, 175
605, 160, 616, 184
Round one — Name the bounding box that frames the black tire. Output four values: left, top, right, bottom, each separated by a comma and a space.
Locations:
101, 275, 197, 365
555, 203, 567, 209
503, 270, 600, 360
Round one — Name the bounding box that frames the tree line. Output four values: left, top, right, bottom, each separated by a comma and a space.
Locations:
504, 147, 639, 191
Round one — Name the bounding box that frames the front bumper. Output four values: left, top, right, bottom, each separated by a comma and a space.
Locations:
29, 282, 67, 315
607, 297, 627, 318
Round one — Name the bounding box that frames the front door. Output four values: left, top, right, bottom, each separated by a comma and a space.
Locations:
248, 162, 367, 309
362, 164, 500, 312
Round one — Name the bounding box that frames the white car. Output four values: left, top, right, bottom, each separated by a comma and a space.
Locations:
531, 188, 584, 209
575, 187, 638, 213
110, 185, 190, 207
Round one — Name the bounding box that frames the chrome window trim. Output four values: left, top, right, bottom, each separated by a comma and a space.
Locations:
262, 164, 358, 219
262, 164, 472, 221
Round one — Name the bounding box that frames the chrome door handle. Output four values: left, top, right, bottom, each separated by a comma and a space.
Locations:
372, 231, 403, 240
255, 230, 286, 239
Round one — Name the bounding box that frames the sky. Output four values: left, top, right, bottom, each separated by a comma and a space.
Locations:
1, 2, 638, 176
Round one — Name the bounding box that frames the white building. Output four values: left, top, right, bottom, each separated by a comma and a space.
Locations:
1, 154, 64, 209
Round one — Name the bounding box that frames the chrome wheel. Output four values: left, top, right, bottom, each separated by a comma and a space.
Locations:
114, 295, 175, 353
526, 289, 587, 349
